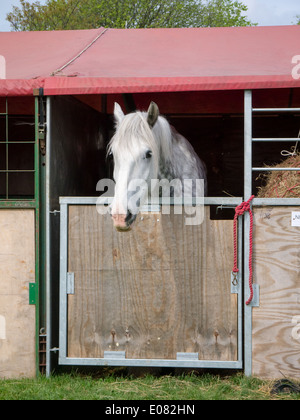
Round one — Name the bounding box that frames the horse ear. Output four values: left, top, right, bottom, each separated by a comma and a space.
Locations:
147, 102, 159, 128
114, 102, 125, 125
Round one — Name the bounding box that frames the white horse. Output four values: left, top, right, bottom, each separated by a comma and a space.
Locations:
108, 102, 207, 231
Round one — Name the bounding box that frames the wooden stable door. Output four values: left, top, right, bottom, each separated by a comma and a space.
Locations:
65, 205, 238, 363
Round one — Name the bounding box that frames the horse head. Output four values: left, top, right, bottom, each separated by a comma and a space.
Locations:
109, 102, 160, 232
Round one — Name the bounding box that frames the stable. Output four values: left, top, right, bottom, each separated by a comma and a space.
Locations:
0, 25, 299, 379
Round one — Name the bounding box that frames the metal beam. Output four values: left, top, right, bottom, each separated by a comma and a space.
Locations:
244, 90, 253, 377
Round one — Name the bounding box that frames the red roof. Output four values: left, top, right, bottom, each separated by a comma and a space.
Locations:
0, 26, 299, 96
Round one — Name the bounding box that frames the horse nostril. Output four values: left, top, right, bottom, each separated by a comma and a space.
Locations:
125, 211, 133, 223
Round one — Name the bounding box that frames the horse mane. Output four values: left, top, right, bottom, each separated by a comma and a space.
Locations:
108, 111, 173, 174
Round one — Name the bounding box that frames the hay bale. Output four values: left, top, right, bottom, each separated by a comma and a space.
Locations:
257, 153, 300, 198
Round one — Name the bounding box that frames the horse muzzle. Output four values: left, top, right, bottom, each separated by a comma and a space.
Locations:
111, 212, 136, 232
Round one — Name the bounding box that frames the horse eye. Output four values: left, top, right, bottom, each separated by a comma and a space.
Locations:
145, 150, 152, 159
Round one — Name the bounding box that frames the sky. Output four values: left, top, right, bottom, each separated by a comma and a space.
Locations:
0, 0, 299, 31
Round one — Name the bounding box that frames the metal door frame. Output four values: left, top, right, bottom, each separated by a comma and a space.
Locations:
58, 196, 243, 370
45, 89, 300, 375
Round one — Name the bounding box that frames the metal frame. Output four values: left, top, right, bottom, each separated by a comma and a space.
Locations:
58, 196, 243, 369
243, 90, 300, 376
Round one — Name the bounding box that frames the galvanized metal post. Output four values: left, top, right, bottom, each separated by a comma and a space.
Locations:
34, 96, 41, 376
45, 96, 51, 377
244, 89, 253, 377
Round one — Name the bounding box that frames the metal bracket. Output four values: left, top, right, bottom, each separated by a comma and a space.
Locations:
104, 351, 126, 359
67, 272, 75, 295
248, 284, 260, 307
29, 283, 36, 305
176, 352, 199, 361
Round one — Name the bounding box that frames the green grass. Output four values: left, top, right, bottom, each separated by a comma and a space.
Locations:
0, 372, 299, 400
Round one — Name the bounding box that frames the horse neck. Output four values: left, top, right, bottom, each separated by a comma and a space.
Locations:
158, 155, 176, 181
153, 118, 177, 181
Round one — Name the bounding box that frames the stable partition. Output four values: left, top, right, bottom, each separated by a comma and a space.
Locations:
252, 206, 300, 379
0, 210, 36, 378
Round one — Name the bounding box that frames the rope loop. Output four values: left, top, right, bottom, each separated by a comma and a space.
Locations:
232, 195, 255, 305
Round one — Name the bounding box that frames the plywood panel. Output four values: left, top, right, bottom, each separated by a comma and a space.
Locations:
253, 207, 300, 379
67, 206, 237, 361
0, 210, 36, 378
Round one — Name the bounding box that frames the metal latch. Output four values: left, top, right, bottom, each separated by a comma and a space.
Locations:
67, 272, 75, 295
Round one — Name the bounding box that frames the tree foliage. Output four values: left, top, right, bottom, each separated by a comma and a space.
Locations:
6, 0, 255, 31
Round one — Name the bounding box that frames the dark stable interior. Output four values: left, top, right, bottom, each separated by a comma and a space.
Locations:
1, 88, 300, 203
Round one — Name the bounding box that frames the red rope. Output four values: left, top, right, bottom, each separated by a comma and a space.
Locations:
232, 195, 255, 305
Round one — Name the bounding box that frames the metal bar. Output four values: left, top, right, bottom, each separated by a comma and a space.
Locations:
244, 89, 253, 377
5, 98, 8, 199
59, 196, 243, 206
59, 202, 68, 361
39, 116, 47, 365
252, 167, 300, 172
45, 96, 52, 378
253, 198, 300, 206
0, 200, 36, 208
252, 138, 300, 142
244, 90, 253, 199
59, 357, 243, 369
253, 107, 300, 113
0, 141, 36, 144
0, 170, 36, 173
34, 96, 40, 376
237, 218, 243, 365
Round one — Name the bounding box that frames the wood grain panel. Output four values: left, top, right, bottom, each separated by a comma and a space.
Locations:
0, 210, 35, 378
67, 206, 237, 361
253, 207, 300, 379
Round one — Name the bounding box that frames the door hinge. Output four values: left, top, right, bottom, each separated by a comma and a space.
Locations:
29, 283, 36, 305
